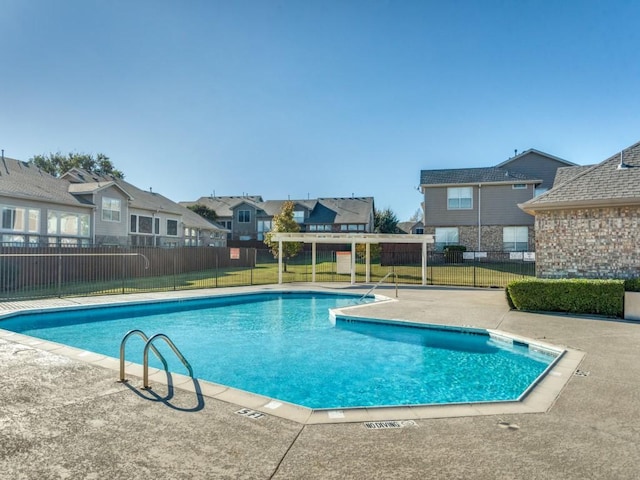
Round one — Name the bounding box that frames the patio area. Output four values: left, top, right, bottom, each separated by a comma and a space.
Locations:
1, 284, 638, 479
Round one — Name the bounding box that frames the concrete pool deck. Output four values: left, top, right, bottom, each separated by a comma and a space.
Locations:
1, 284, 639, 479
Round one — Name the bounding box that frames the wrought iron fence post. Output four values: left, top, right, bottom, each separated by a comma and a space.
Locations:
173, 251, 177, 291
121, 254, 126, 294
473, 255, 477, 288
57, 253, 62, 298
215, 251, 219, 288
250, 249, 254, 285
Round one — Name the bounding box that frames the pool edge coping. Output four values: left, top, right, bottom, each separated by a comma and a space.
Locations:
0, 287, 585, 425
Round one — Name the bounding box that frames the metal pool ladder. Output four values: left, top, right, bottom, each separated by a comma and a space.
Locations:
119, 329, 194, 389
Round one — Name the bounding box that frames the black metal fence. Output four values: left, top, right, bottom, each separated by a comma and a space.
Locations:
0, 245, 535, 301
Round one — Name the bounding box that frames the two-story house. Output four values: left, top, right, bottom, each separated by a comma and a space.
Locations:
181, 196, 375, 242
62, 168, 228, 247
0, 155, 226, 247
420, 149, 575, 252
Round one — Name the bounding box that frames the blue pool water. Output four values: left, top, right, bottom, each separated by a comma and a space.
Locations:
1, 292, 555, 409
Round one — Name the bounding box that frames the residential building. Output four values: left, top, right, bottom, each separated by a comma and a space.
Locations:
181, 196, 375, 241
0, 157, 95, 246
420, 149, 575, 252
520, 140, 640, 279
0, 156, 226, 247
61, 168, 227, 247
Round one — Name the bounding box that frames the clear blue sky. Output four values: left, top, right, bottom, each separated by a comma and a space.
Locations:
2, 0, 639, 221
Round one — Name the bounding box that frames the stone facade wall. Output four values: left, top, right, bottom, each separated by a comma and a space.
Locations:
423, 225, 535, 252
535, 206, 640, 279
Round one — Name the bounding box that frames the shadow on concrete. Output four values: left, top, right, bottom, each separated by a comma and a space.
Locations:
123, 371, 206, 412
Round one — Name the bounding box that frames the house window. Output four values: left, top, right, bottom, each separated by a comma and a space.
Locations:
138, 216, 153, 234
534, 187, 548, 197
503, 226, 528, 252
435, 227, 459, 251
238, 210, 250, 223
340, 224, 364, 231
47, 211, 90, 239
1, 206, 40, 233
102, 197, 121, 222
167, 219, 178, 236
512, 184, 527, 190
257, 220, 271, 241
1, 234, 28, 245
293, 211, 304, 223
415, 228, 424, 234
310, 224, 332, 231
130, 215, 159, 234
447, 187, 472, 209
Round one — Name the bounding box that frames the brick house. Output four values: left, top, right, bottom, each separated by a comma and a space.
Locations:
520, 140, 640, 279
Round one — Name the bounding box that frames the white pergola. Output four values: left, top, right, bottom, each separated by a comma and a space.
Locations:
270, 232, 435, 285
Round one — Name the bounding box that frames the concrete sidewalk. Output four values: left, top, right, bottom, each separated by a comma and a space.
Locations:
1, 285, 639, 479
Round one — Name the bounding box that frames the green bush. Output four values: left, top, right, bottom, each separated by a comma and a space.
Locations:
506, 278, 624, 317
624, 278, 640, 292
443, 245, 466, 264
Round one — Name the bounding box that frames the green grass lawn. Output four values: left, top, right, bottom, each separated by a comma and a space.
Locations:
1, 259, 534, 301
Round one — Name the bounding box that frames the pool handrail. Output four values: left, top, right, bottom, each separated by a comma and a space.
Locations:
119, 329, 168, 382
358, 271, 398, 302
142, 333, 194, 389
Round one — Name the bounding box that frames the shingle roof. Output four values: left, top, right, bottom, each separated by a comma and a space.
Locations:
65, 168, 186, 215
260, 199, 317, 216
180, 206, 228, 231
521, 140, 640, 211
420, 167, 539, 186
0, 158, 92, 208
181, 196, 264, 217
553, 165, 594, 187
310, 197, 374, 224
64, 168, 225, 231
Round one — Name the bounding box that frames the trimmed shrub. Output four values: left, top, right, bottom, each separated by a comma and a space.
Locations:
624, 278, 640, 292
443, 245, 466, 264
506, 278, 624, 317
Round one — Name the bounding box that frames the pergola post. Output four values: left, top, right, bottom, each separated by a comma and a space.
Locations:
350, 242, 356, 285
365, 243, 371, 283
278, 240, 283, 284
312, 242, 317, 282
422, 240, 427, 285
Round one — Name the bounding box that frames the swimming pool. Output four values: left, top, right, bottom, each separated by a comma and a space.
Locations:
0, 291, 561, 410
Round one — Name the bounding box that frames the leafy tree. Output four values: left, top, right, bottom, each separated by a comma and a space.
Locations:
187, 204, 218, 222
409, 207, 423, 223
374, 207, 401, 234
264, 201, 302, 272
29, 152, 124, 178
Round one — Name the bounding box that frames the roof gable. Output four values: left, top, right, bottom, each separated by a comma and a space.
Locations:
521, 140, 640, 212
495, 149, 575, 169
